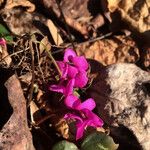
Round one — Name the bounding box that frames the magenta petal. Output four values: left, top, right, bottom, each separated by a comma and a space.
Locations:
74, 71, 88, 88
64, 48, 76, 62
67, 65, 78, 79
0, 38, 6, 46
64, 79, 75, 96
76, 98, 96, 110
64, 113, 83, 123
49, 84, 64, 93
64, 95, 78, 108
71, 56, 88, 70
76, 122, 87, 140
57, 61, 68, 79
83, 109, 104, 127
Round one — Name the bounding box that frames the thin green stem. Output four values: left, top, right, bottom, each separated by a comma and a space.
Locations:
35, 40, 62, 77
46, 49, 62, 76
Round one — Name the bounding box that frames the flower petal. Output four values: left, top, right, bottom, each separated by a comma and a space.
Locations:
64, 79, 75, 96
64, 48, 76, 62
49, 84, 64, 93
71, 56, 88, 70
67, 65, 78, 79
76, 98, 96, 111
76, 122, 87, 140
64, 95, 78, 108
64, 113, 83, 123
57, 61, 68, 79
83, 109, 104, 127
74, 70, 88, 88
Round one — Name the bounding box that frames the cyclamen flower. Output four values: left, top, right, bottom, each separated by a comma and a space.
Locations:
49, 48, 104, 140
64, 95, 103, 140
49, 48, 89, 95
64, 109, 104, 140
64, 95, 96, 111
58, 48, 89, 88
49, 79, 75, 96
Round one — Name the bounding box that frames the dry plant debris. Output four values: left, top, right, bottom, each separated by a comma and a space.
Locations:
0, 0, 150, 149
41, 0, 105, 37
107, 0, 150, 33
4, 0, 35, 12
0, 74, 35, 150
76, 35, 140, 66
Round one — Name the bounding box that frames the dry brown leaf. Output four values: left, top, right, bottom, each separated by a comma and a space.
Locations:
0, 74, 35, 150
41, 0, 104, 37
0, 44, 12, 67
76, 35, 139, 66
107, 0, 150, 33
0, 0, 4, 6
0, 8, 46, 35
5, 0, 35, 12
47, 19, 63, 46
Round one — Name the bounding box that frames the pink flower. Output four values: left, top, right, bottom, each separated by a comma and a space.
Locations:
64, 95, 96, 111
0, 38, 6, 46
64, 95, 103, 140
49, 79, 75, 96
49, 48, 89, 95
64, 109, 104, 140
58, 48, 89, 88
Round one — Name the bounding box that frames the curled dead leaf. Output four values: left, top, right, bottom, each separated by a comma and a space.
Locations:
0, 74, 35, 150
76, 35, 139, 66
5, 0, 35, 12
107, 0, 150, 33
47, 20, 63, 46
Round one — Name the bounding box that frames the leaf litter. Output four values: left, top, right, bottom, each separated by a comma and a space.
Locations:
0, 0, 150, 150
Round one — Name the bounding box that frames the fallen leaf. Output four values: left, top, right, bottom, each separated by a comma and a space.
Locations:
41, 0, 105, 37
0, 74, 35, 150
76, 35, 139, 66
107, 0, 150, 33
5, 0, 35, 12
47, 20, 63, 46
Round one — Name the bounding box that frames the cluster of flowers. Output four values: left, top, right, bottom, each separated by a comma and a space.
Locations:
49, 49, 103, 140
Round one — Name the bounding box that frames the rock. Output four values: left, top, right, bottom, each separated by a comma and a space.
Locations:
88, 63, 150, 150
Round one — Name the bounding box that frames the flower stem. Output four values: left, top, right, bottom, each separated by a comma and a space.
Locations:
46, 49, 62, 76
35, 40, 62, 77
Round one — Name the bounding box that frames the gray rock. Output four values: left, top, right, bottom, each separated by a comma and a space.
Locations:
88, 63, 150, 150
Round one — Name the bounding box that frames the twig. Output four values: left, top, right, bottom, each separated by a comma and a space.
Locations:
46, 48, 62, 76
0, 48, 30, 63
77, 32, 112, 46
35, 41, 45, 82
51, 32, 113, 54
27, 40, 35, 107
